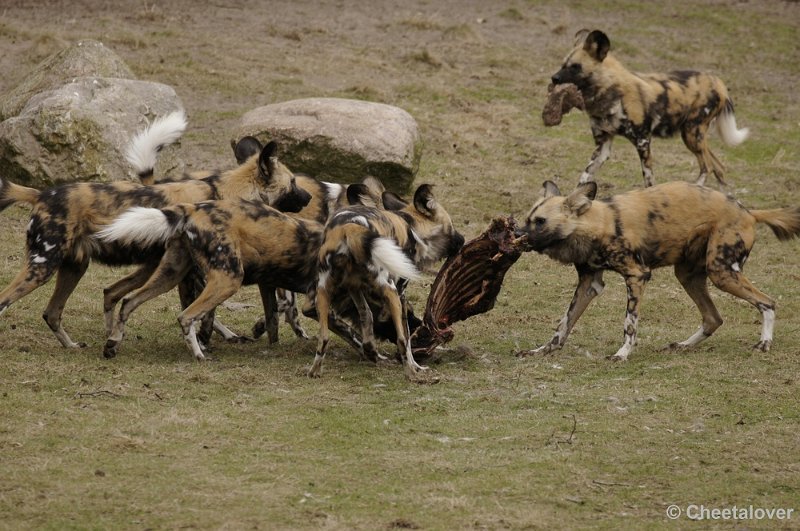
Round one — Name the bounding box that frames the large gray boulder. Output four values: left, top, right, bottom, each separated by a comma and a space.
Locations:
233, 98, 422, 192
0, 77, 184, 188
0, 39, 135, 122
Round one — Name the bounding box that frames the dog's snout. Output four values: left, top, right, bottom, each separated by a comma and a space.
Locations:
551, 73, 561, 85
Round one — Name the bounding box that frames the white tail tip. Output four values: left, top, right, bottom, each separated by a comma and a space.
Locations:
125, 110, 188, 176
717, 110, 749, 147
371, 237, 420, 281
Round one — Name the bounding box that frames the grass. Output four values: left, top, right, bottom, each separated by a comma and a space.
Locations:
1, 0, 800, 529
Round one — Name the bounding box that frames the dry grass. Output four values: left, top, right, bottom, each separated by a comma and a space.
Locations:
0, 0, 799, 529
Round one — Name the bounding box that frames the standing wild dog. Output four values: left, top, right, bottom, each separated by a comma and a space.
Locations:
552, 29, 749, 187
96, 198, 324, 360
515, 181, 800, 360
309, 185, 464, 379
232, 135, 387, 343
0, 112, 310, 348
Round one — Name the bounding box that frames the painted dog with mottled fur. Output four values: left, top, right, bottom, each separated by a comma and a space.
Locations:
552, 29, 748, 187
0, 113, 310, 348
309, 184, 464, 379
231, 136, 387, 343
97, 197, 324, 360
515, 180, 800, 360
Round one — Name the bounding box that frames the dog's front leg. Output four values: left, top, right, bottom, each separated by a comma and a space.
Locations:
608, 271, 649, 361
579, 130, 613, 184
517, 267, 605, 357
257, 283, 280, 345
632, 135, 655, 187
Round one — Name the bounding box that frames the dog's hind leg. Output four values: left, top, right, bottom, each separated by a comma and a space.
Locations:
706, 231, 775, 351
278, 290, 308, 339
579, 131, 613, 184
349, 288, 379, 362
104, 243, 192, 358
177, 270, 243, 360
668, 262, 723, 349
382, 281, 427, 379
42, 258, 90, 348
103, 263, 158, 336
308, 273, 332, 378
682, 124, 725, 188
517, 267, 605, 357
0, 258, 60, 334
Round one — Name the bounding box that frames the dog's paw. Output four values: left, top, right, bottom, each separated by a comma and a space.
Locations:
251, 318, 267, 339
226, 335, 255, 344
752, 340, 772, 352
103, 340, 118, 359
515, 344, 554, 357
606, 353, 629, 362
361, 343, 380, 363
661, 342, 690, 352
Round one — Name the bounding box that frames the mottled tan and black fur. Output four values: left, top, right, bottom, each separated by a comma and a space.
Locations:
0, 140, 310, 348
552, 29, 748, 187
516, 181, 800, 360
309, 185, 464, 379
97, 198, 324, 360
233, 135, 387, 343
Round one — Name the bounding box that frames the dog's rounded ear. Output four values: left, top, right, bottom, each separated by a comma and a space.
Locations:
382, 191, 408, 211
541, 180, 562, 198
346, 183, 380, 208
584, 30, 610, 62
565, 181, 597, 216
232, 136, 262, 165
573, 28, 591, 46
413, 184, 437, 216
258, 141, 279, 181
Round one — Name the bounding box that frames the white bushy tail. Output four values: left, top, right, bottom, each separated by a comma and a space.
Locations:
716, 101, 749, 146
97, 207, 182, 247
370, 237, 420, 282
125, 110, 188, 177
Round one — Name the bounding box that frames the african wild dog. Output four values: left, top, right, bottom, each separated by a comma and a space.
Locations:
515, 180, 800, 360
96, 198, 324, 360
552, 29, 749, 187
232, 135, 388, 343
309, 184, 464, 379
0, 113, 311, 348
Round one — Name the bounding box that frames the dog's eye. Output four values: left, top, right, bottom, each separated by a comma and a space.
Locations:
569, 63, 581, 72
533, 217, 546, 228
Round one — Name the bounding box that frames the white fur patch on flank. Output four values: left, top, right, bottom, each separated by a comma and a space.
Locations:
125, 110, 188, 176
96, 207, 175, 247
716, 109, 749, 146
370, 237, 420, 282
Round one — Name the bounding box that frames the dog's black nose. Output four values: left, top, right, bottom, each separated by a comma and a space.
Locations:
551, 74, 561, 85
